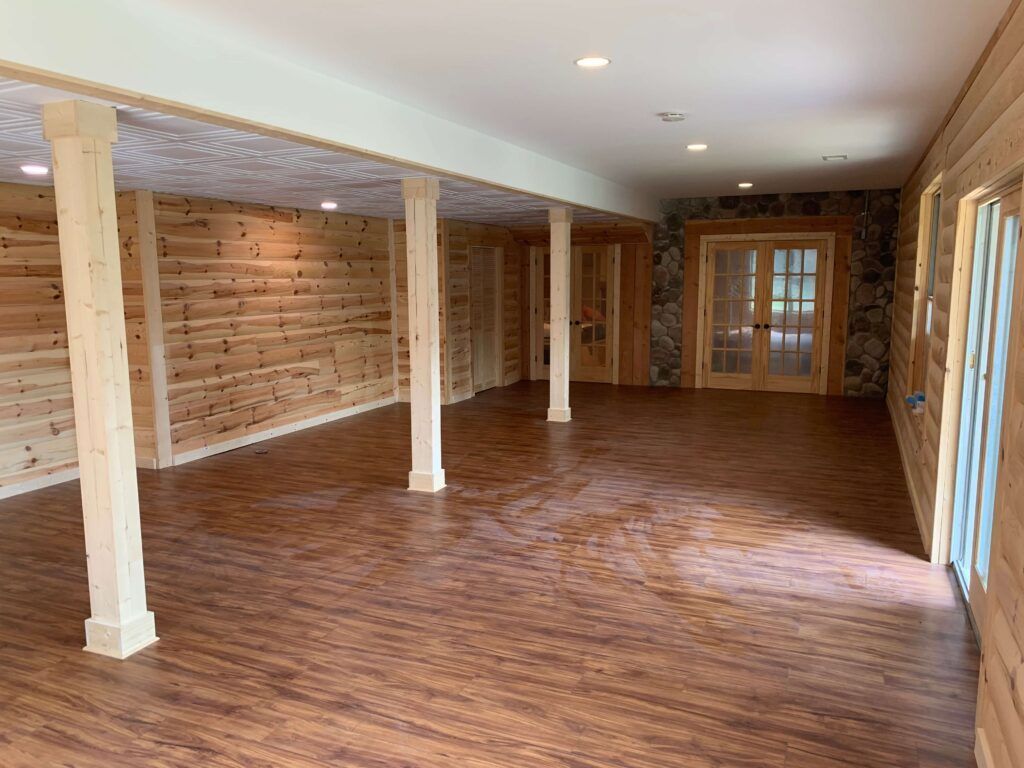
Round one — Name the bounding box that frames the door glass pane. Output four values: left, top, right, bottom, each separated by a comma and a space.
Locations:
709, 246, 757, 374
952, 201, 1002, 593
768, 246, 819, 380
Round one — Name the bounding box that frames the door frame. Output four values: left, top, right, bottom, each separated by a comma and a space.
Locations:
695, 231, 836, 394
529, 244, 620, 383
933, 170, 1024, 567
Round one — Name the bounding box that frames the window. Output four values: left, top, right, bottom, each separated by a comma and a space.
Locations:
910, 184, 943, 397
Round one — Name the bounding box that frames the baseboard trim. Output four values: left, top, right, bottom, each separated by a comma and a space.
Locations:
171, 396, 397, 467
887, 396, 932, 557
975, 727, 993, 768
0, 467, 80, 500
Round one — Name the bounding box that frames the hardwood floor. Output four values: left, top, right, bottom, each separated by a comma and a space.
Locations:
0, 382, 979, 767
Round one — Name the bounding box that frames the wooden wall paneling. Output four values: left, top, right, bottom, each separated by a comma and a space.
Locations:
387, 218, 400, 401
885, 2, 1024, 763
133, 190, 172, 468
442, 220, 473, 404
154, 193, 395, 461
503, 242, 522, 386
520, 247, 531, 381
0, 183, 77, 495
632, 243, 652, 386
509, 220, 651, 247
617, 244, 637, 384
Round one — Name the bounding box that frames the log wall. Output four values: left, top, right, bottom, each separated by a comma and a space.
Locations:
886, 1, 1024, 763
153, 194, 395, 460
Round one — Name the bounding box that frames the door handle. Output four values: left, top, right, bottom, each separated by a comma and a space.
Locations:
753, 323, 762, 329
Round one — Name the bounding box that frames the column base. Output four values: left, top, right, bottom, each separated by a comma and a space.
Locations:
84, 611, 158, 660
408, 470, 446, 493
547, 407, 572, 423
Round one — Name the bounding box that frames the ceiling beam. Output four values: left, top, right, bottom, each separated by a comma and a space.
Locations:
0, 0, 659, 223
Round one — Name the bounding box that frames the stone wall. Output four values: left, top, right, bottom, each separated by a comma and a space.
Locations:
651, 189, 900, 396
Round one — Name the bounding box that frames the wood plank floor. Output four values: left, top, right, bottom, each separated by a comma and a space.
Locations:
0, 382, 979, 767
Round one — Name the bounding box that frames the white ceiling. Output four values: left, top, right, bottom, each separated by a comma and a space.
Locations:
150, 0, 1009, 198
0, 78, 611, 226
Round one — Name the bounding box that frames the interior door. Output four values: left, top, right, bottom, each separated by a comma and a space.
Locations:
531, 245, 618, 383
952, 187, 1021, 630
571, 246, 617, 383
703, 237, 828, 393
705, 242, 760, 390
470, 246, 500, 393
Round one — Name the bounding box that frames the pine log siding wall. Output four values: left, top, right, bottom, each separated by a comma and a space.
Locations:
152, 194, 395, 460
0, 183, 75, 491
117, 191, 159, 466
394, 218, 522, 403
0, 184, 162, 492
887, 2, 1024, 764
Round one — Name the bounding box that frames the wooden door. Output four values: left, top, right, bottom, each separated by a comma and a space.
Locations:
571, 245, 618, 383
702, 237, 829, 394
530, 245, 619, 383
470, 246, 501, 393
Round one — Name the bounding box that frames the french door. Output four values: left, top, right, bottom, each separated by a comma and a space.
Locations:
530, 245, 619, 383
951, 187, 1021, 628
700, 237, 832, 394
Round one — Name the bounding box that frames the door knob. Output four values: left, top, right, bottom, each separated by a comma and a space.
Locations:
753, 323, 762, 329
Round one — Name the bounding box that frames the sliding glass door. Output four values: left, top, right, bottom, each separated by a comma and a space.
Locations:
951, 187, 1021, 627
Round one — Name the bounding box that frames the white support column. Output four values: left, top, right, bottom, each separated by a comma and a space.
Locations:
43, 101, 157, 659
402, 177, 446, 493
548, 207, 572, 422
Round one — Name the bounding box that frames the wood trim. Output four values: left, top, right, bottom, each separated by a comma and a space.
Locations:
388, 218, 400, 401
509, 220, 651, 247
171, 396, 396, 466
611, 244, 621, 385
134, 190, 172, 469
494, 247, 505, 389
0, 467, 80, 501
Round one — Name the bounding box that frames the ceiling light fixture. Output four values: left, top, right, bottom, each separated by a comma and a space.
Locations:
738, 182, 754, 189
658, 112, 687, 123
320, 201, 338, 211
822, 154, 849, 162
575, 56, 611, 69
20, 164, 48, 176
686, 143, 708, 152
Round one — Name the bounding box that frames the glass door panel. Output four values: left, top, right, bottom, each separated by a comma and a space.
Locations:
952, 187, 1021, 629
763, 242, 824, 393
705, 244, 759, 389
572, 246, 615, 382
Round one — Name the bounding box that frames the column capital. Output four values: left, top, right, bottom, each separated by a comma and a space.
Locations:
549, 207, 573, 225
401, 177, 440, 201
42, 100, 118, 143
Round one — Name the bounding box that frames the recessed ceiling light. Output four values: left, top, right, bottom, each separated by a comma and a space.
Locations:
658, 112, 687, 123
686, 143, 709, 152
822, 154, 849, 162
575, 56, 611, 69
738, 182, 754, 189
320, 201, 338, 210
20, 164, 48, 176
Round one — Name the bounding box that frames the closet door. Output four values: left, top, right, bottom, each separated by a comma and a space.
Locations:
704, 243, 762, 390
470, 247, 500, 393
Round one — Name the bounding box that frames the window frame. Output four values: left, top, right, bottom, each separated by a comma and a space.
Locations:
908, 178, 944, 401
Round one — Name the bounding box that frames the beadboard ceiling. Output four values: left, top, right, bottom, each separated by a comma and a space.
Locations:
0, 78, 610, 226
